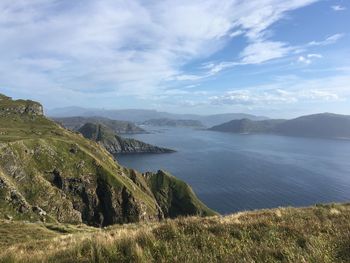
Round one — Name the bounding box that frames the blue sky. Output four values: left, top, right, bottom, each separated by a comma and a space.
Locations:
0, 0, 349, 118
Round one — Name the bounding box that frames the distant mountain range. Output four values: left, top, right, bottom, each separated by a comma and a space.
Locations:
53, 116, 145, 134
79, 123, 175, 154
209, 113, 350, 139
143, 118, 204, 128
47, 107, 268, 127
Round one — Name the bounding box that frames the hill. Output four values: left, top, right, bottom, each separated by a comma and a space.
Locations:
53, 116, 145, 134
48, 107, 268, 127
209, 113, 350, 139
0, 94, 215, 227
209, 119, 285, 134
78, 123, 175, 154
0, 203, 349, 262
274, 113, 350, 139
143, 118, 204, 128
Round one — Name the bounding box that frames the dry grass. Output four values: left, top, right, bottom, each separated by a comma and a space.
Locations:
0, 203, 349, 263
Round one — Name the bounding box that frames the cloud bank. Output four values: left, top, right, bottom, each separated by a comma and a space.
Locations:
0, 0, 321, 100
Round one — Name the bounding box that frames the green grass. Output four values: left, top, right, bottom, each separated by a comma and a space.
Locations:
0, 95, 215, 226
0, 203, 349, 262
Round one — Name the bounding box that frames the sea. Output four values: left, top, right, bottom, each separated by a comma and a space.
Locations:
117, 127, 350, 214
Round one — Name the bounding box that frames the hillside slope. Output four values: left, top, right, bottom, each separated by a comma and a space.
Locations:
209, 113, 350, 139
0, 95, 215, 227
78, 123, 175, 154
0, 203, 349, 262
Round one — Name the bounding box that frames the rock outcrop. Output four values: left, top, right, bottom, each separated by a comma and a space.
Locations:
78, 123, 175, 154
53, 116, 145, 134
0, 95, 43, 116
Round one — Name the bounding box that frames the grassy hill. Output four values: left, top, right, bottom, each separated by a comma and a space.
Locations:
0, 203, 349, 262
0, 94, 215, 227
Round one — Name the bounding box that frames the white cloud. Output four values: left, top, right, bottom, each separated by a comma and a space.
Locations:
297, 53, 322, 64
0, 0, 320, 102
307, 53, 322, 58
229, 30, 244, 38
240, 41, 292, 64
210, 88, 340, 106
331, 5, 346, 11
298, 56, 312, 64
308, 33, 345, 46
209, 75, 350, 106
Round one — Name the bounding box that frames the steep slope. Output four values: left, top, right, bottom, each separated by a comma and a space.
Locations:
53, 116, 145, 134
1, 203, 349, 262
209, 113, 350, 139
78, 123, 175, 154
0, 95, 215, 227
143, 118, 204, 128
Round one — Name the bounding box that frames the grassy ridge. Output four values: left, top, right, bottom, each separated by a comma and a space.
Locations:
0, 94, 215, 226
0, 203, 349, 262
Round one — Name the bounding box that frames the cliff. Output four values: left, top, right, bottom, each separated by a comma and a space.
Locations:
0, 94, 215, 228
78, 123, 175, 154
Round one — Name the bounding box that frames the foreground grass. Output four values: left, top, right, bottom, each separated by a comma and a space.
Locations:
0, 203, 349, 263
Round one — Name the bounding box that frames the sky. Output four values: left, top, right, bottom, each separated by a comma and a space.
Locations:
0, 0, 349, 118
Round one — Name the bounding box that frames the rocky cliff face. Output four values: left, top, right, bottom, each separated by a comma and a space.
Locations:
78, 123, 175, 154
0, 94, 214, 227
0, 95, 43, 116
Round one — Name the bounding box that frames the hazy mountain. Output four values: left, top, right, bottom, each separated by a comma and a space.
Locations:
274, 113, 350, 139
209, 113, 350, 139
209, 119, 285, 133
78, 123, 175, 154
0, 94, 215, 227
53, 116, 145, 134
143, 118, 204, 128
47, 107, 268, 126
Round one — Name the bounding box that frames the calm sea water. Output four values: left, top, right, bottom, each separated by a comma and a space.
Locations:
117, 127, 350, 214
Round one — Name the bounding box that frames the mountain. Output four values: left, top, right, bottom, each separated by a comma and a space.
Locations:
273, 113, 350, 139
0, 94, 215, 227
209, 113, 350, 139
1, 203, 349, 262
209, 119, 285, 133
48, 107, 268, 127
53, 116, 145, 134
78, 123, 175, 154
198, 113, 269, 127
143, 118, 204, 128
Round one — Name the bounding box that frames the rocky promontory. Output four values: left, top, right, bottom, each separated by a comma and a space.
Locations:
78, 122, 175, 154
0, 94, 43, 116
